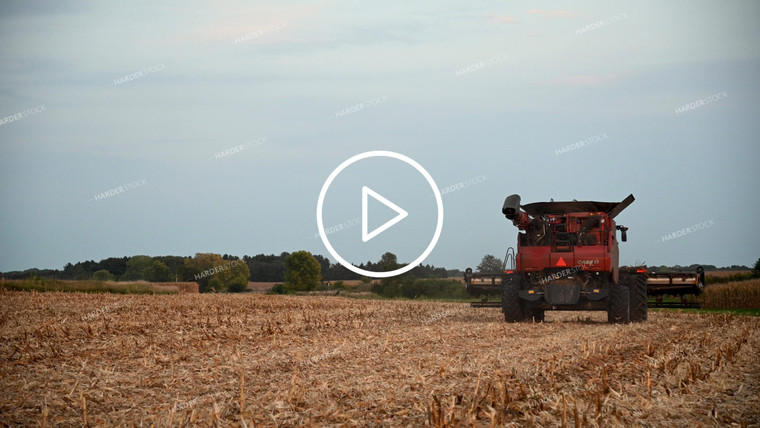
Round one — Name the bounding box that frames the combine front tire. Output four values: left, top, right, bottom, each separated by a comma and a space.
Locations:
625, 274, 648, 322
502, 277, 526, 322
607, 285, 630, 324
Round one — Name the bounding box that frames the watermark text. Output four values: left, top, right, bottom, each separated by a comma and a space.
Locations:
81, 300, 132, 322
174, 392, 225, 411
422, 309, 457, 325
575, 13, 628, 35
194, 260, 246, 281
91, 179, 147, 201
554, 133, 608, 156
335, 96, 387, 118
113, 64, 165, 86
214, 137, 266, 160
674, 92, 727, 115
659, 219, 714, 242
440, 175, 487, 196
314, 216, 362, 239
0, 105, 46, 127
455, 55, 508, 77
233, 23, 286, 44
538, 266, 584, 286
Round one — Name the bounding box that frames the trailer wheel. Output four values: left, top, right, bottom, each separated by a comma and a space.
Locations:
502, 277, 526, 322
527, 308, 545, 323
607, 285, 630, 324
626, 274, 647, 322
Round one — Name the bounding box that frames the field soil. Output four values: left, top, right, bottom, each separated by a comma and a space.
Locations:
247, 280, 368, 293
1, 292, 758, 427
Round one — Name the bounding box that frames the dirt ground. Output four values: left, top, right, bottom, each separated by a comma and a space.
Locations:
1, 292, 758, 427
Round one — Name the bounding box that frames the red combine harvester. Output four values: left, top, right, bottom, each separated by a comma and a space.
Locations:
464, 194, 647, 323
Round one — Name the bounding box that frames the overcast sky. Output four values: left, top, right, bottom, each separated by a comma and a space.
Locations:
1, 1, 758, 273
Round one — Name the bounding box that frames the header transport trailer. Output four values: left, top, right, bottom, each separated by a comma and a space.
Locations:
646, 267, 705, 308
464, 194, 647, 324
467, 265, 705, 310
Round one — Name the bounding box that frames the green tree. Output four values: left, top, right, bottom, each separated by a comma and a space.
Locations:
152, 256, 185, 278
378, 252, 399, 271
121, 255, 153, 280
216, 259, 250, 292
284, 251, 322, 291
147, 260, 171, 282
180, 253, 250, 293
92, 269, 114, 281
98, 257, 129, 278
63, 262, 89, 280
754, 258, 760, 278
477, 254, 503, 273
371, 252, 410, 298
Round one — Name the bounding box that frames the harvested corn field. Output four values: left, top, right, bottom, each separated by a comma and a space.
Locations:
1, 291, 759, 427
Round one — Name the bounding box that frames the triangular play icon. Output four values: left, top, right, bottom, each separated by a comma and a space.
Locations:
362, 186, 408, 242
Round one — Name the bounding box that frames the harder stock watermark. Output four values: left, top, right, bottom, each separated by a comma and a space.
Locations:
439, 174, 487, 196
674, 92, 727, 115
658, 219, 714, 243
112, 64, 165, 87
454, 54, 508, 77
537, 266, 585, 286
233, 23, 286, 44
81, 300, 132, 322
313, 216, 362, 239
304, 344, 349, 366
575, 13, 628, 35
193, 260, 246, 281
553, 133, 608, 156
334, 96, 387, 118
422, 308, 457, 325
0, 104, 46, 127
90, 179, 147, 202
174, 392, 225, 411
213, 137, 266, 160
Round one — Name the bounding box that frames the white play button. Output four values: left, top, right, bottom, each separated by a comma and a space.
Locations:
361, 186, 408, 242
317, 151, 443, 278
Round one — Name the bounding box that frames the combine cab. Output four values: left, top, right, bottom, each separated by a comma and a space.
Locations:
465, 194, 647, 323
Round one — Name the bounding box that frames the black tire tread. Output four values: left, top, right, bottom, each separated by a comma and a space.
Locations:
625, 274, 648, 322
502, 277, 526, 322
607, 285, 630, 324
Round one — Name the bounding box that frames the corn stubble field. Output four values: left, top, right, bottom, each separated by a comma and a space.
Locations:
1, 291, 759, 427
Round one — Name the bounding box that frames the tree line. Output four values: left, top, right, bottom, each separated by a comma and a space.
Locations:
0, 252, 461, 284
3, 253, 755, 296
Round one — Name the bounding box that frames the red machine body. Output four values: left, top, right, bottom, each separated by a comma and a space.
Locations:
503, 194, 633, 284
465, 194, 645, 324
515, 212, 617, 280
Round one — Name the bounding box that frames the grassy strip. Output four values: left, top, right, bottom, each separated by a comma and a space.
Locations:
1, 278, 176, 294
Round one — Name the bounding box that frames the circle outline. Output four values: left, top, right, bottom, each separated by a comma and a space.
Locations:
316, 151, 444, 278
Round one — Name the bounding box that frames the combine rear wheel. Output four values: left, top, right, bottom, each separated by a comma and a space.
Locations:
502, 276, 526, 322
624, 274, 647, 322
607, 285, 630, 324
